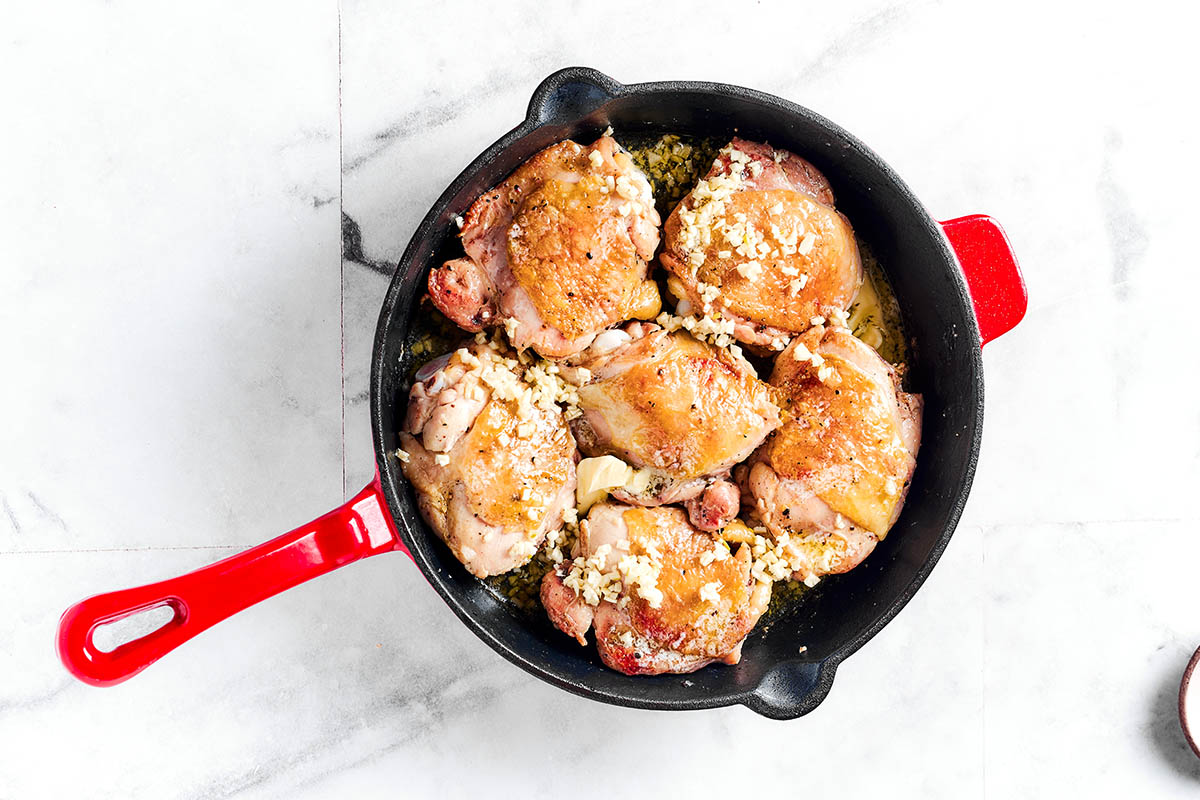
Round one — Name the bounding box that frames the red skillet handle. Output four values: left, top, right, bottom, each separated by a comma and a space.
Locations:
56, 477, 408, 687
940, 214, 1028, 346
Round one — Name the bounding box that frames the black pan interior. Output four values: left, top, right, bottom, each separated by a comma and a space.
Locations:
370, 68, 983, 718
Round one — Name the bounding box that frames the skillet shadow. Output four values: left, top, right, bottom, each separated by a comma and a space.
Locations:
1148, 653, 1200, 781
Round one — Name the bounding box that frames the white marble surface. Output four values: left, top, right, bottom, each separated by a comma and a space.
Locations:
3, 0, 1199, 797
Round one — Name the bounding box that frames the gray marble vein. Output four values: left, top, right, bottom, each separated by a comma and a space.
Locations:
343, 56, 565, 174
1, 494, 20, 536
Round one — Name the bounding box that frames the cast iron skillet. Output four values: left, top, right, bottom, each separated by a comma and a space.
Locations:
57, 67, 1027, 719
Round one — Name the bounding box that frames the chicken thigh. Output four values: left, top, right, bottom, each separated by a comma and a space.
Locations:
428, 135, 663, 359
540, 503, 771, 675
399, 343, 577, 578
570, 323, 781, 530
748, 325, 922, 581
660, 138, 863, 349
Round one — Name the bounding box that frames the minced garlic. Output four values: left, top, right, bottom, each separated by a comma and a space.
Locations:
750, 531, 808, 584
699, 542, 732, 567
617, 552, 664, 608
654, 310, 737, 350
563, 544, 622, 606
614, 175, 639, 200
736, 260, 764, 281
699, 581, 722, 604
508, 538, 538, 562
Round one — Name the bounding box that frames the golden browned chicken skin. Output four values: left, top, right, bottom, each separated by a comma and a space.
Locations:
569, 322, 780, 529
428, 135, 662, 359
660, 138, 863, 349
748, 325, 922, 581
406, 132, 925, 678
540, 503, 770, 675
399, 344, 577, 578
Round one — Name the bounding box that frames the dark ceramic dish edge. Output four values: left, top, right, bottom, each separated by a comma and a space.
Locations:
1180, 646, 1200, 758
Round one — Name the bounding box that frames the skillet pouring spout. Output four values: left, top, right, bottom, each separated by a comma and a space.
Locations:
742, 660, 837, 720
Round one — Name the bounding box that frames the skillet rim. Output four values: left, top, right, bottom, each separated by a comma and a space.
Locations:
369, 66, 984, 717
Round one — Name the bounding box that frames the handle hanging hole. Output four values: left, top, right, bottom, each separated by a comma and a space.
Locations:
91, 604, 177, 653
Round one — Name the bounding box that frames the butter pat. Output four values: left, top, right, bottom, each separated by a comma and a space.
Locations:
625, 467, 653, 495
576, 456, 634, 512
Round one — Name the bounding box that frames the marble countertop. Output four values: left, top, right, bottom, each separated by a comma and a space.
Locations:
4, 1, 1199, 796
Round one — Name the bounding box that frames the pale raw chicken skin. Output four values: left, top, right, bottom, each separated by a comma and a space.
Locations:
428, 136, 662, 359
540, 503, 770, 675
399, 344, 577, 578
660, 138, 863, 349
570, 324, 780, 529
748, 325, 922, 581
